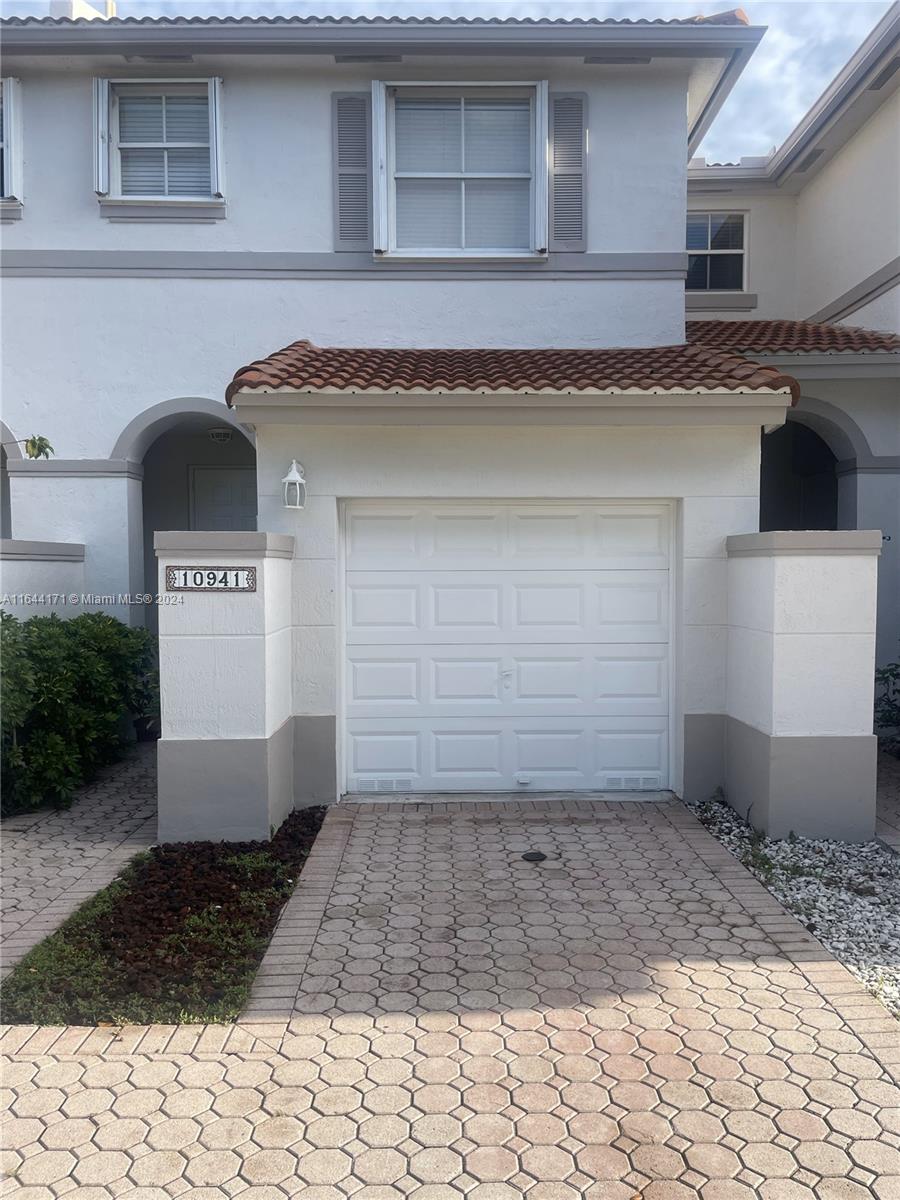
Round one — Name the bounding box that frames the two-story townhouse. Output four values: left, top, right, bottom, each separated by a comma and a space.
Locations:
0, 8, 895, 844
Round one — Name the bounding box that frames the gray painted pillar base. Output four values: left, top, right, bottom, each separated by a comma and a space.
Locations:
157, 718, 294, 843
724, 717, 877, 842
682, 714, 726, 804
293, 715, 337, 806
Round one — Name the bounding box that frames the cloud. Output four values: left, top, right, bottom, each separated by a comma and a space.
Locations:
2, 0, 891, 160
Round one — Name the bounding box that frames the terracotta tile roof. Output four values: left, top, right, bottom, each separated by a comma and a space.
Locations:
226, 341, 798, 406
687, 319, 900, 354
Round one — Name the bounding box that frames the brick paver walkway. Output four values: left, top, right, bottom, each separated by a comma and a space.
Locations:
877, 751, 900, 854
0, 745, 157, 979
3, 796, 899, 1198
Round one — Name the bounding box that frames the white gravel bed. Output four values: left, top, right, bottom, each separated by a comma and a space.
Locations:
686, 791, 900, 1019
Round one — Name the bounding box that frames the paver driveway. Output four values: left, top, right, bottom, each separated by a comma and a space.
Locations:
3, 796, 900, 1199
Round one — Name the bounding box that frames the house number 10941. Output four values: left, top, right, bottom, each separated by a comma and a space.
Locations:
165, 566, 257, 592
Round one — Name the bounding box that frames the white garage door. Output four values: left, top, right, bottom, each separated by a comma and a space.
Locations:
343, 502, 670, 794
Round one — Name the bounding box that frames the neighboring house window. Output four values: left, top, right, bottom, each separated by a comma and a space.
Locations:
686, 212, 745, 290
372, 82, 549, 257
1, 77, 24, 204
93, 79, 224, 203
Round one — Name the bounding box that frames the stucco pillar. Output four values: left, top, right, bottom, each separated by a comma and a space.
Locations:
724, 530, 881, 841
154, 531, 294, 842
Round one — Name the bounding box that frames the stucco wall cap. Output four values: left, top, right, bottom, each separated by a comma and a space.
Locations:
726, 530, 883, 557
154, 531, 294, 558
0, 539, 85, 562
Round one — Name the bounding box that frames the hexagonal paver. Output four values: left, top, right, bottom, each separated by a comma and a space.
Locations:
355, 1147, 407, 1184
410, 1148, 465, 1183
242, 1148, 298, 1184
4, 794, 900, 1199
296, 1148, 353, 1185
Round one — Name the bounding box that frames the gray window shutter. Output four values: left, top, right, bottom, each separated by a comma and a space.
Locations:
332, 92, 372, 251
549, 92, 587, 252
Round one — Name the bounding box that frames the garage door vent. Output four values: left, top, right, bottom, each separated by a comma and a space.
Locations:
357, 778, 413, 793
607, 775, 659, 791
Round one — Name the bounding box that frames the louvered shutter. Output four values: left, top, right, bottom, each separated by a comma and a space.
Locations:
93, 78, 110, 196
549, 92, 587, 252
208, 78, 225, 198
332, 92, 372, 251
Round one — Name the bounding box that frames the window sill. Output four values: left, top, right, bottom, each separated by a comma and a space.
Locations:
686, 291, 758, 311
0, 198, 24, 223
98, 198, 227, 223
375, 251, 549, 263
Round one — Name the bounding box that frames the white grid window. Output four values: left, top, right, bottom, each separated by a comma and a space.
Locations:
94, 78, 224, 202
373, 82, 548, 258
686, 212, 745, 291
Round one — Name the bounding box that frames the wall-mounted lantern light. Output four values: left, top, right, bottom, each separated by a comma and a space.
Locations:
282, 459, 307, 510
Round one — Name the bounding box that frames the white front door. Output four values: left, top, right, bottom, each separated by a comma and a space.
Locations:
343, 502, 671, 794
190, 467, 257, 532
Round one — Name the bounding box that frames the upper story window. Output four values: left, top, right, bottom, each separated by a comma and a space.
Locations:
372, 82, 549, 258
93, 78, 224, 216
114, 85, 211, 197
1, 78, 24, 212
686, 212, 745, 290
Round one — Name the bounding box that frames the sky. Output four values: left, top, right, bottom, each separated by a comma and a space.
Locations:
0, 0, 892, 161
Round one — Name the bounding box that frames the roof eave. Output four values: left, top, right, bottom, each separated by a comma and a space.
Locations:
0, 19, 765, 59
228, 385, 795, 408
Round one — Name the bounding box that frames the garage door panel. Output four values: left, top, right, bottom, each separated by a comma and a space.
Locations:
349, 584, 419, 630
346, 644, 667, 717
346, 717, 669, 792
346, 571, 667, 644
344, 502, 670, 792
346, 503, 669, 571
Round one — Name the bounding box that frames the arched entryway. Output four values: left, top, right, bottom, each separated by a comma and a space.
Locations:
760, 395, 874, 534
760, 421, 838, 532
112, 399, 257, 631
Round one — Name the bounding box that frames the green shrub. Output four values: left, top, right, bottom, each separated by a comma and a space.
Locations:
0, 611, 155, 814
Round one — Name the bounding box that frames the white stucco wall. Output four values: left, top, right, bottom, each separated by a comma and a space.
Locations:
157, 549, 292, 741
1, 277, 684, 462
6, 473, 142, 622
726, 549, 878, 737
842, 282, 900, 334
1, 55, 692, 501
4, 59, 688, 255
249, 421, 762, 796
0, 552, 86, 620
795, 92, 900, 323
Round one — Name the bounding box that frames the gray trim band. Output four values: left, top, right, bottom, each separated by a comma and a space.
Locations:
807, 256, 900, 324
686, 291, 758, 311
6, 458, 144, 480
837, 454, 900, 476
0, 538, 85, 562
154, 530, 294, 557
98, 199, 227, 223
0, 249, 688, 281
727, 529, 883, 557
